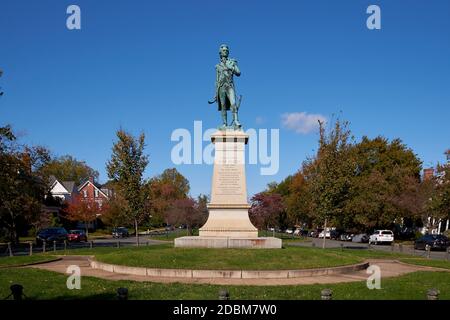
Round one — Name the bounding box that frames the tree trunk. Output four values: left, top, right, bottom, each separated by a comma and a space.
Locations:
135, 219, 139, 246
85, 222, 89, 237
322, 218, 327, 249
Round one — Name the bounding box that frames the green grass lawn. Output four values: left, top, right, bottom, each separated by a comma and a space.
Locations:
61, 244, 364, 270
399, 258, 450, 270
0, 268, 449, 300
145, 230, 310, 242
330, 247, 413, 259
0, 255, 58, 268
258, 231, 311, 243
147, 229, 199, 241
39, 244, 428, 270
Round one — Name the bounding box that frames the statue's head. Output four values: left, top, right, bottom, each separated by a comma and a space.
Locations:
219, 44, 229, 59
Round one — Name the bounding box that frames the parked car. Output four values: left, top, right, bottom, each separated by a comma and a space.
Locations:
352, 233, 369, 243
112, 227, 129, 238
36, 227, 68, 246
414, 234, 450, 251
285, 228, 294, 234
318, 228, 341, 239
340, 233, 354, 241
330, 230, 343, 240
308, 228, 323, 238
165, 225, 175, 231
318, 230, 331, 239
67, 230, 88, 242
293, 228, 308, 236
369, 230, 394, 245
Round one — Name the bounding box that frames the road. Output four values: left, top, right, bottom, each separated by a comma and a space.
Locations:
290, 237, 450, 261
0, 234, 172, 257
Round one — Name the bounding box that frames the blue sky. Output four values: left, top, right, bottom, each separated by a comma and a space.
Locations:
1, 0, 449, 197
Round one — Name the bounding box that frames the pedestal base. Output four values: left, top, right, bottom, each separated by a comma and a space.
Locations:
174, 236, 282, 249
199, 207, 258, 238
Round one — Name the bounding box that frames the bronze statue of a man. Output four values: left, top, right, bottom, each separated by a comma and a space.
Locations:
209, 44, 242, 130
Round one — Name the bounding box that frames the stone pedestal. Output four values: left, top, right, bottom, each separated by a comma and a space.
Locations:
174, 130, 281, 249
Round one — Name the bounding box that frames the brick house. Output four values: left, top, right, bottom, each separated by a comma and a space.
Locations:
77, 176, 112, 209
48, 176, 113, 230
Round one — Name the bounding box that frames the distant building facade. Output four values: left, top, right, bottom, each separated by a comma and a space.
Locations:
48, 176, 113, 230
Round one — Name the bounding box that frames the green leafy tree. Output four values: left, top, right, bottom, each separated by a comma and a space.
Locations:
39, 155, 99, 185
305, 119, 354, 247
346, 137, 422, 230
106, 129, 149, 245
195, 194, 209, 227
254, 118, 425, 240
101, 193, 129, 229
0, 127, 51, 243
426, 162, 450, 231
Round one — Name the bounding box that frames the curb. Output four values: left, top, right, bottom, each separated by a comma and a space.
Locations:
88, 257, 369, 279
0, 257, 62, 269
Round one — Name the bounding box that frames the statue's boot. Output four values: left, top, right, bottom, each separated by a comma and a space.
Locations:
219, 109, 228, 130
232, 111, 241, 129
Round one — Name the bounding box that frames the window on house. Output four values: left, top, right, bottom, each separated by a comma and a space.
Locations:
94, 189, 99, 198
83, 190, 87, 198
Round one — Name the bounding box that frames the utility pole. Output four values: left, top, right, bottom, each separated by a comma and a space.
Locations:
322, 218, 327, 249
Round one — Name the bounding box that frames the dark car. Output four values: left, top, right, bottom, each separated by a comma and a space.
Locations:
330, 230, 343, 240
36, 227, 68, 246
414, 234, 450, 251
112, 227, 129, 238
67, 230, 88, 242
308, 228, 323, 238
165, 225, 175, 232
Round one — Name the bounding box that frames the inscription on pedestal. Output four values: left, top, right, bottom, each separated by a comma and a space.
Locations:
216, 164, 243, 196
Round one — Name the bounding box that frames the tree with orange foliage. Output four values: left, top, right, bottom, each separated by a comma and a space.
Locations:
65, 195, 106, 236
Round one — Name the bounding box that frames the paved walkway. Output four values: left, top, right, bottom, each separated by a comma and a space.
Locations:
25, 256, 450, 286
